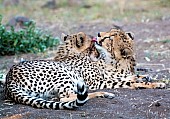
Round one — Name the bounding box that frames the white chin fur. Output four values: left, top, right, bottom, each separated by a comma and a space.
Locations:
95, 43, 113, 64
90, 55, 99, 62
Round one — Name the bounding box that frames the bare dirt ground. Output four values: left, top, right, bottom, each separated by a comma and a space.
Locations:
0, 18, 170, 119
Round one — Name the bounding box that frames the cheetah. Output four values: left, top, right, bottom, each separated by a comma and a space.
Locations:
4, 32, 115, 110
95, 28, 166, 89
54, 30, 165, 90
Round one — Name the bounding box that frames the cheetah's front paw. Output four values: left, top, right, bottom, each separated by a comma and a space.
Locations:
154, 82, 166, 89
103, 92, 115, 99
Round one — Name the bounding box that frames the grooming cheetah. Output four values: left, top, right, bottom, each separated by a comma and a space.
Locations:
54, 31, 165, 90
95, 28, 166, 89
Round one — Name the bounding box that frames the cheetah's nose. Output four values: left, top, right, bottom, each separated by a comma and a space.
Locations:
92, 37, 97, 42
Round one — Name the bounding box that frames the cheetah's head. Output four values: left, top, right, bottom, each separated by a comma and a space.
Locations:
96, 28, 134, 61
54, 32, 100, 61
95, 29, 136, 72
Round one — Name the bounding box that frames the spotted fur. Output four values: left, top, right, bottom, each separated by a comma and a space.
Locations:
5, 60, 89, 109
96, 28, 166, 89
53, 31, 165, 90
4, 32, 114, 110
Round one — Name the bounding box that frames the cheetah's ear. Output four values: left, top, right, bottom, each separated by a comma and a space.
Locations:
61, 33, 67, 41
97, 32, 106, 38
60, 33, 68, 44
126, 32, 134, 40
75, 32, 86, 48
77, 32, 86, 40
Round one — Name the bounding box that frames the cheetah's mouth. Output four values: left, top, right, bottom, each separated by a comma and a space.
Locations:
87, 36, 100, 60
88, 36, 107, 59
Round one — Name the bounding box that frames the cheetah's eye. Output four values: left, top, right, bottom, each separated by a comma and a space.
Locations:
98, 36, 110, 46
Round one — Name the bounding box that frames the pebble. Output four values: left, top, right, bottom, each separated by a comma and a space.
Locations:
144, 57, 151, 62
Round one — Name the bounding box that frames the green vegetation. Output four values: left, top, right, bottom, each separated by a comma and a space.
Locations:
160, 39, 170, 44
160, 0, 170, 7
0, 15, 59, 56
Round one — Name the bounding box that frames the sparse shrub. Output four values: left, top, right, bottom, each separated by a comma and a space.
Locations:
160, 0, 170, 7
0, 15, 59, 56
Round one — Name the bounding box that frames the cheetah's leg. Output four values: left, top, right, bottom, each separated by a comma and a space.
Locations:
130, 82, 166, 89
109, 75, 166, 89
60, 91, 115, 102
88, 91, 115, 99
131, 75, 166, 89
122, 75, 166, 89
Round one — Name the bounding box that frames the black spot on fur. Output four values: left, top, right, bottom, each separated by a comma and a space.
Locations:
112, 82, 118, 88
107, 81, 112, 83
119, 81, 125, 87
49, 102, 54, 109
138, 87, 146, 89
63, 36, 67, 41
64, 81, 68, 84
121, 69, 124, 74
61, 84, 64, 87
98, 81, 103, 89
126, 82, 131, 87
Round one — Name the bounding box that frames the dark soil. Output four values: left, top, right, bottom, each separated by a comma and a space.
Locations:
1, 89, 170, 119
0, 18, 170, 119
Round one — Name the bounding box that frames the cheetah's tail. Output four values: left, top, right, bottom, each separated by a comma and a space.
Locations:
8, 81, 88, 110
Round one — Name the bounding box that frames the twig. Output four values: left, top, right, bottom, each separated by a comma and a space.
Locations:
148, 98, 163, 107
137, 63, 165, 69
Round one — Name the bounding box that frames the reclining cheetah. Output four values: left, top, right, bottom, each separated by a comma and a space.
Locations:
5, 30, 165, 110
54, 30, 165, 90
4, 32, 114, 110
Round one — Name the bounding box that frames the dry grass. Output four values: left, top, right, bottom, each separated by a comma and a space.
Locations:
0, 0, 170, 25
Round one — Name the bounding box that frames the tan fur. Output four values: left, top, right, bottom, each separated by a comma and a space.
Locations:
96, 28, 165, 89
53, 31, 165, 91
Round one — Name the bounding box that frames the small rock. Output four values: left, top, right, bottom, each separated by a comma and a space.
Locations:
7, 16, 32, 28
41, 0, 57, 9
155, 102, 161, 107
144, 57, 151, 62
